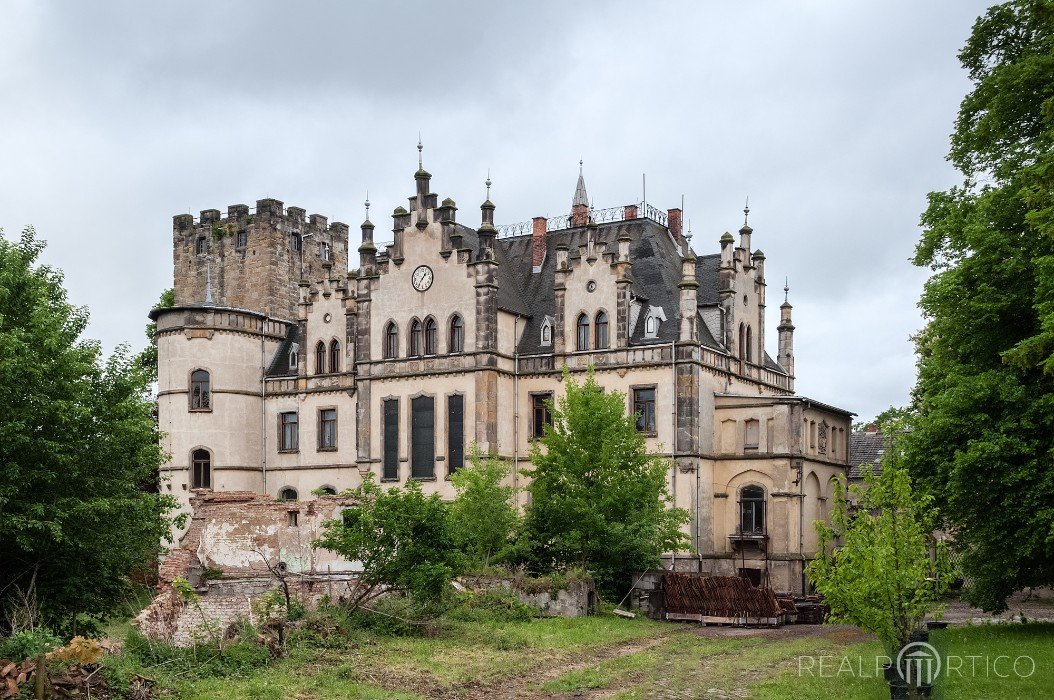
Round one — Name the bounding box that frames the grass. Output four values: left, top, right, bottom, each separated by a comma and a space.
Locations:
95, 604, 1054, 699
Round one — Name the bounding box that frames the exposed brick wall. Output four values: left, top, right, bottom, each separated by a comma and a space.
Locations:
532, 217, 547, 269
667, 208, 683, 242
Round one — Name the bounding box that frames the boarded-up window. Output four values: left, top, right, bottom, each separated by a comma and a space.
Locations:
744, 419, 760, 450
411, 396, 435, 478
383, 399, 399, 480
448, 395, 464, 473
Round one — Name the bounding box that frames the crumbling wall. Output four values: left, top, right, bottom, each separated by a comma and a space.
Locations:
459, 575, 596, 617
136, 491, 362, 646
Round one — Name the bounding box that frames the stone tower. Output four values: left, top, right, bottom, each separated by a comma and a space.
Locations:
172, 199, 349, 319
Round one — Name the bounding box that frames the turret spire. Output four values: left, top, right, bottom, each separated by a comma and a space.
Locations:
784, 277, 789, 304
365, 190, 371, 220
417, 134, 423, 169
486, 169, 492, 200
572, 160, 589, 207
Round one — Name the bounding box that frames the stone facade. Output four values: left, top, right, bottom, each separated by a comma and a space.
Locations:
151, 159, 854, 595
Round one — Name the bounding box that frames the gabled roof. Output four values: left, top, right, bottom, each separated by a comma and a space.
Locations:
849, 430, 887, 478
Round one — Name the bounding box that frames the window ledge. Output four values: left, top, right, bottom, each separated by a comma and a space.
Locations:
380, 477, 400, 483
277, 449, 299, 455
410, 476, 437, 482
189, 408, 213, 413
317, 447, 338, 453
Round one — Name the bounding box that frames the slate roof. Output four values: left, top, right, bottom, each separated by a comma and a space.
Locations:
849, 430, 887, 478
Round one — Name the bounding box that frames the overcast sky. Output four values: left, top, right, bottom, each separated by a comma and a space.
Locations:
0, 1, 994, 421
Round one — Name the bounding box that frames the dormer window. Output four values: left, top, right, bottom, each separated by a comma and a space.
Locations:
540, 316, 553, 347
644, 307, 666, 339
288, 343, 299, 370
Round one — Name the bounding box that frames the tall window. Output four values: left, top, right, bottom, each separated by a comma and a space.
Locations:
576, 313, 590, 351
236, 230, 247, 250
191, 448, 211, 489
190, 369, 211, 410
595, 311, 609, 350
449, 315, 464, 354
738, 323, 746, 359
448, 394, 464, 472
746, 326, 753, 363
384, 322, 399, 359
411, 396, 435, 478
532, 393, 553, 438
633, 387, 656, 434
329, 339, 340, 373
321, 242, 331, 261
740, 485, 766, 535
279, 411, 299, 452
423, 317, 437, 356
383, 399, 399, 480
315, 341, 326, 375
291, 232, 302, 252
195, 236, 207, 255
319, 408, 337, 450
409, 319, 422, 357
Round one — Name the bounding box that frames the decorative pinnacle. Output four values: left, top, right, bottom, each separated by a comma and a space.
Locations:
744, 196, 750, 226
784, 277, 790, 303
417, 133, 423, 169
365, 190, 371, 219
486, 169, 491, 199
579, 159, 583, 175
686, 218, 692, 244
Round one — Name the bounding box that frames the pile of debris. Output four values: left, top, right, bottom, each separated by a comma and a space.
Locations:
1, 658, 35, 698
662, 573, 783, 626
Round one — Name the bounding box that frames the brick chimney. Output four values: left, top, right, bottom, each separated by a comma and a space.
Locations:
667, 208, 683, 241
532, 217, 547, 271
624, 204, 638, 220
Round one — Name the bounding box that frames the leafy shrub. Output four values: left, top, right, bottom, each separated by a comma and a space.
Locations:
444, 590, 539, 623
0, 628, 63, 661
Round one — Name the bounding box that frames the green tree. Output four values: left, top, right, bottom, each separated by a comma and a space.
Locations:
314, 474, 464, 610
808, 419, 950, 657
0, 227, 181, 634
521, 368, 689, 597
908, 0, 1054, 611
138, 287, 174, 383
450, 445, 519, 568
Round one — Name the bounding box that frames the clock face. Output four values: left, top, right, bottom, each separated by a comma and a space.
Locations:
412, 265, 433, 292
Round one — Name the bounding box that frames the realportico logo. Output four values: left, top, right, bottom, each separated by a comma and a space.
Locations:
798, 641, 1036, 681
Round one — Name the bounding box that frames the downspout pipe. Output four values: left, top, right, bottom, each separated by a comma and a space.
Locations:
670, 341, 677, 570
513, 316, 520, 508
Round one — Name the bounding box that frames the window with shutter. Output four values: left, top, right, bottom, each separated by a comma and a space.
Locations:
383, 399, 399, 480
448, 394, 464, 473
411, 396, 435, 478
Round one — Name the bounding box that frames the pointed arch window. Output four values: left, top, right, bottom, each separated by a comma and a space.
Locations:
576, 313, 590, 351
746, 326, 753, 363
329, 339, 340, 373
739, 485, 766, 535
315, 341, 326, 375
423, 317, 438, 356
191, 448, 211, 489
190, 369, 211, 411
595, 311, 609, 350
540, 317, 553, 346
384, 322, 399, 359
409, 319, 423, 357
449, 314, 464, 354
738, 323, 746, 359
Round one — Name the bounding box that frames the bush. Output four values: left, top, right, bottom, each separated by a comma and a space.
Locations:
444, 590, 539, 623
0, 628, 63, 661
118, 628, 270, 680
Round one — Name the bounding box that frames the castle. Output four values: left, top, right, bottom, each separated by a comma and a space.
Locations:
151, 151, 853, 594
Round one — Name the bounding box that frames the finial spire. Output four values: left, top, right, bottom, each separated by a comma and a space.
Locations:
365, 190, 371, 219
686, 218, 692, 244
486, 169, 491, 199
579, 159, 583, 175
784, 276, 790, 303
572, 161, 589, 208
417, 133, 423, 169
743, 196, 750, 226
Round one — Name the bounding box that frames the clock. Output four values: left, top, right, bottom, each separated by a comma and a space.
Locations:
412, 265, 434, 292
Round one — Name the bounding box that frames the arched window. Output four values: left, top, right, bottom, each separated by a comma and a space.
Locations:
423, 317, 438, 356
279, 487, 298, 502
740, 485, 766, 535
318, 485, 337, 496
540, 318, 552, 346
449, 315, 464, 354
738, 323, 746, 359
190, 369, 211, 410
315, 341, 326, 375
746, 326, 753, 363
594, 311, 609, 350
191, 448, 211, 489
329, 339, 340, 373
384, 322, 399, 359
409, 319, 423, 357
576, 313, 590, 351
